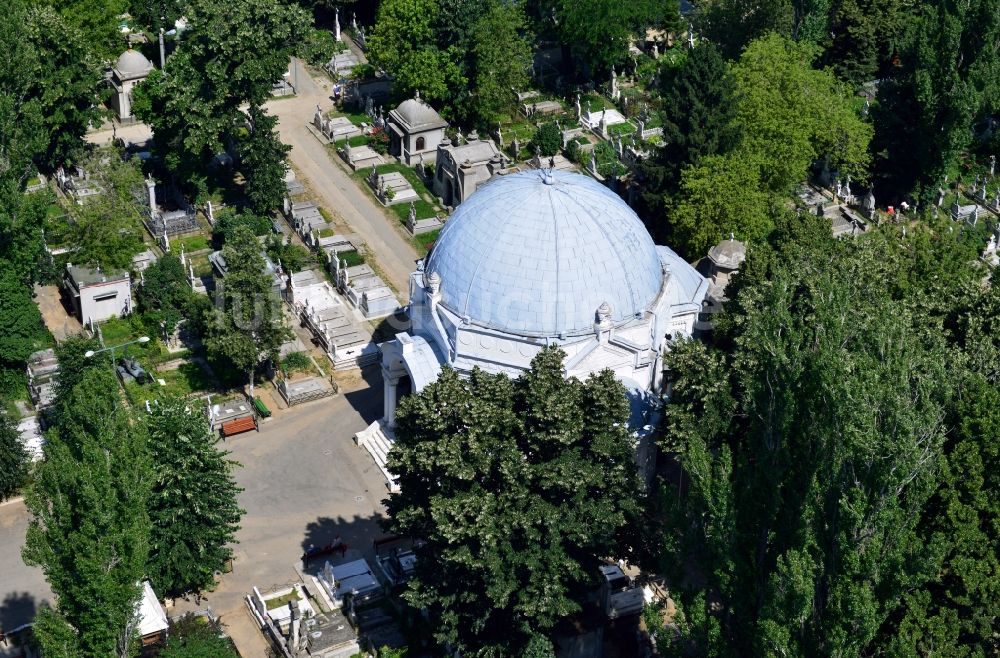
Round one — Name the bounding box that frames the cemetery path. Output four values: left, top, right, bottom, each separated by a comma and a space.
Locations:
0, 498, 54, 643
34, 284, 81, 342
267, 59, 418, 300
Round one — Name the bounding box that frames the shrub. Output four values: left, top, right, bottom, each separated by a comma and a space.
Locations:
212, 210, 272, 245
281, 351, 312, 374
565, 139, 580, 163
529, 123, 562, 157
368, 129, 389, 155
299, 28, 338, 67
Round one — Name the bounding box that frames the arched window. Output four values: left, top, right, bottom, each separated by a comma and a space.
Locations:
415, 136, 426, 151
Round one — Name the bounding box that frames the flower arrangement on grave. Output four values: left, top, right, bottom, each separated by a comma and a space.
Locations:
367, 127, 389, 154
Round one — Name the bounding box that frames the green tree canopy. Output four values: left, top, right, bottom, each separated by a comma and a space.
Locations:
467, 0, 532, 125
159, 614, 240, 658
0, 268, 48, 369
145, 400, 244, 597
663, 34, 872, 257
529, 122, 562, 157
386, 347, 641, 655
240, 106, 290, 215
553, 0, 666, 75
23, 368, 151, 658
655, 214, 1000, 655
0, 411, 29, 500
36, 0, 128, 61
1, 0, 104, 175
204, 225, 289, 386
134, 0, 308, 195
871, 0, 1000, 205
639, 43, 740, 228
136, 253, 192, 332
366, 0, 465, 108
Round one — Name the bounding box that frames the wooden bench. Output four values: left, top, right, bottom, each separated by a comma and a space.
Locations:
221, 416, 257, 437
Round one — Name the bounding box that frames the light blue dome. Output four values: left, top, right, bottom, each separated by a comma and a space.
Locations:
425, 170, 664, 337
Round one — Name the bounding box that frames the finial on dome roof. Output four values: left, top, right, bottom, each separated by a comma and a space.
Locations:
426, 270, 441, 295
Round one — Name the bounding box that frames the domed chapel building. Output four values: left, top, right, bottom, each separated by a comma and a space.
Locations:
357, 169, 709, 490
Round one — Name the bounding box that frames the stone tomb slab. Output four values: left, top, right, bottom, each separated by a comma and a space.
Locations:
371, 171, 419, 206
343, 146, 385, 171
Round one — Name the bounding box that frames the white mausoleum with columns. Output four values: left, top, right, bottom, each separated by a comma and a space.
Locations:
356, 170, 709, 491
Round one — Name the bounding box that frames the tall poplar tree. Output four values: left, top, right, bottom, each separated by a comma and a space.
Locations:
23, 368, 152, 658
658, 218, 955, 656
145, 400, 244, 597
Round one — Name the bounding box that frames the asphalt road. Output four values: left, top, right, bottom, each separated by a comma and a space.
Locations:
0, 380, 390, 656
268, 58, 419, 299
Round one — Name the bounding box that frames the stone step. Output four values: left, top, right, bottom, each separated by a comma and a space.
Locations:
355, 422, 399, 492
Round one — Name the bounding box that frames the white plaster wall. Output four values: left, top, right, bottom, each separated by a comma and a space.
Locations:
80, 281, 131, 323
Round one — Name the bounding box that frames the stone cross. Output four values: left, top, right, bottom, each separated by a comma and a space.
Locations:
512, 135, 520, 158
334, 10, 341, 41
497, 123, 503, 146
575, 94, 581, 120
610, 67, 619, 100
589, 151, 597, 174
407, 202, 416, 231
688, 23, 695, 48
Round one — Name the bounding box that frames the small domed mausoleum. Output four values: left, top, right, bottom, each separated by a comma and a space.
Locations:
358, 170, 709, 490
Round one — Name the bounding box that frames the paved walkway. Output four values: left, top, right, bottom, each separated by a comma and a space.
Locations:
33, 284, 80, 342
265, 59, 418, 298
86, 59, 419, 299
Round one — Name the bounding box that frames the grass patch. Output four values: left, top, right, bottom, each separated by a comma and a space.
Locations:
374, 164, 424, 190
125, 360, 215, 401
176, 234, 210, 253
318, 207, 335, 223
607, 122, 637, 137
390, 199, 437, 225
281, 351, 313, 375
317, 226, 337, 237
337, 112, 369, 126
338, 249, 364, 267
336, 135, 370, 149
414, 228, 440, 254
266, 591, 299, 611
190, 254, 213, 278
100, 316, 147, 346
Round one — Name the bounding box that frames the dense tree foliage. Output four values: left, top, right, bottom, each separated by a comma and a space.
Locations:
67, 150, 147, 270
204, 225, 289, 387
1, 0, 104, 175
367, 0, 465, 108
385, 347, 641, 655
134, 0, 308, 196
552, 0, 667, 75
639, 44, 740, 227
529, 122, 562, 157
0, 411, 29, 500
36, 0, 128, 61
872, 0, 1000, 205
468, 0, 533, 124
240, 106, 291, 214
159, 614, 241, 658
657, 213, 1000, 656
23, 368, 152, 658
145, 400, 243, 597
136, 254, 195, 333
665, 34, 871, 257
